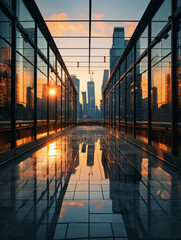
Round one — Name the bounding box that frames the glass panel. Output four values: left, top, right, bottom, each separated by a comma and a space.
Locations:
62, 84, 65, 129
4, 0, 12, 8
177, 21, 181, 156
127, 49, 134, 69
120, 61, 125, 78
0, 10, 11, 43
49, 48, 56, 69
16, 29, 34, 65
136, 27, 148, 58
57, 61, 62, 79
151, 32, 171, 152
16, 53, 34, 146
37, 70, 47, 139
49, 70, 56, 134
120, 78, 125, 132
126, 70, 134, 134
0, 11, 11, 153
177, 0, 181, 9
151, 0, 171, 39
37, 55, 47, 73
17, 0, 35, 41
57, 78, 62, 131
136, 56, 148, 142
37, 28, 47, 58
115, 84, 119, 128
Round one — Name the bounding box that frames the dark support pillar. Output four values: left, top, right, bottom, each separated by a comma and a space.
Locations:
133, 45, 136, 139
11, 0, 16, 148
61, 68, 63, 130
34, 22, 37, 140
114, 79, 116, 129
65, 78, 67, 129
47, 44, 49, 135
55, 59, 57, 132
148, 21, 152, 145
171, 0, 178, 155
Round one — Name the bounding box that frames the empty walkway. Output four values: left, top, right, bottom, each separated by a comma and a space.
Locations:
0, 126, 181, 240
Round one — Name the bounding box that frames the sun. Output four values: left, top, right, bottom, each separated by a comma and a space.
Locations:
49, 89, 56, 96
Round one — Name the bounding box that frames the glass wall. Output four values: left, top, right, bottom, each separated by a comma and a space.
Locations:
16, 30, 35, 146
119, 78, 125, 132
126, 69, 134, 134
17, 0, 35, 41
103, 0, 181, 160
57, 77, 62, 131
151, 31, 171, 151
0, 1, 77, 156
136, 56, 148, 142
0, 10, 11, 153
37, 56, 47, 139
49, 70, 56, 134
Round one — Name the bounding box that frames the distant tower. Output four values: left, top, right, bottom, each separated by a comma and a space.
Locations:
110, 27, 127, 74
87, 80, 95, 118
82, 91, 87, 118
101, 70, 109, 93
71, 75, 80, 119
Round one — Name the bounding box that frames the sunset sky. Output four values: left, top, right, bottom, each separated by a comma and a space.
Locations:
35, 0, 150, 107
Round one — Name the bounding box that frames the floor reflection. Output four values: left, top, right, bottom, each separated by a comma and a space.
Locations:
0, 126, 181, 239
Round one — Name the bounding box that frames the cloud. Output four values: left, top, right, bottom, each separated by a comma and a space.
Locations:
46, 13, 88, 36
46, 12, 137, 39
123, 22, 138, 37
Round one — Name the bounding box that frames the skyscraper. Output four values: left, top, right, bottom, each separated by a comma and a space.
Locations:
82, 91, 87, 118
87, 81, 95, 118
71, 75, 80, 119
110, 27, 127, 74
101, 69, 109, 93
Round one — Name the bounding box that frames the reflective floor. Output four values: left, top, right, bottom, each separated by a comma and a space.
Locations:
0, 126, 181, 240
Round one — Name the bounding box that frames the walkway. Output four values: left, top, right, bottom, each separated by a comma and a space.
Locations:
0, 126, 181, 240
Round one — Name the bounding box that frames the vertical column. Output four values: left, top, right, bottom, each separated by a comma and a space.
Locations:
55, 58, 57, 132
11, 0, 16, 148
114, 78, 116, 129
34, 22, 37, 140
148, 21, 152, 145
67, 79, 69, 127
171, 0, 178, 155
47, 44, 49, 135
118, 68, 121, 131
65, 76, 67, 129
61, 67, 63, 130
103, 91, 105, 126
133, 45, 136, 138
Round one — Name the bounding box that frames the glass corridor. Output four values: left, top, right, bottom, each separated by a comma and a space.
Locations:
0, 126, 181, 240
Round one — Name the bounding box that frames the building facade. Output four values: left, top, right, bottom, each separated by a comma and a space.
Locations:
82, 91, 87, 118
0, 0, 77, 163
110, 27, 127, 75
87, 80, 95, 118
71, 75, 81, 119
103, 0, 181, 168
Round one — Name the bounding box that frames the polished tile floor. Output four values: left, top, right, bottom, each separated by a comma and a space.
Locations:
0, 126, 181, 240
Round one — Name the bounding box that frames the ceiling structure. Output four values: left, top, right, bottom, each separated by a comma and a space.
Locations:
36, 0, 150, 105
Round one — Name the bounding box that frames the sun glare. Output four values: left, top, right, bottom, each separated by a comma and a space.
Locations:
49, 89, 56, 96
